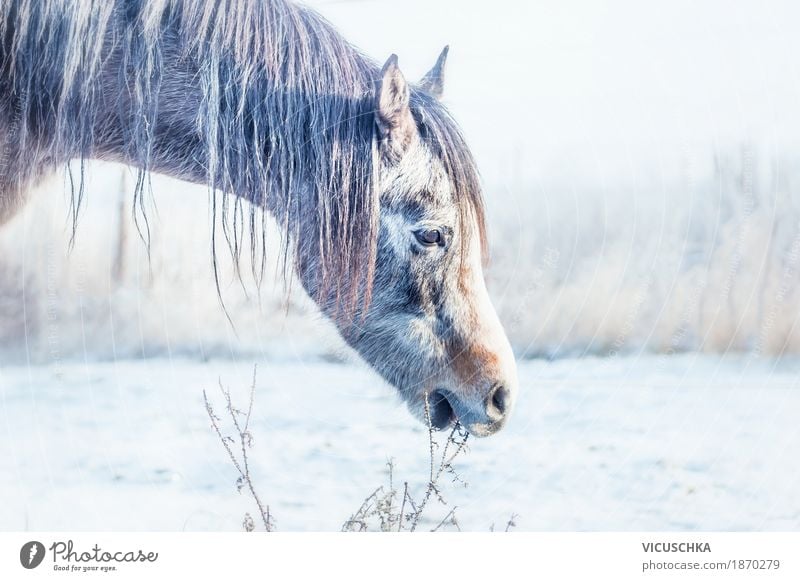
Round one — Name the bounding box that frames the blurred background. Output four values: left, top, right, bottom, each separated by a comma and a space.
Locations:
3, 0, 800, 363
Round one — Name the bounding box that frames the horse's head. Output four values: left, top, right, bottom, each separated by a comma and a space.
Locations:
357, 50, 519, 437
301, 49, 517, 437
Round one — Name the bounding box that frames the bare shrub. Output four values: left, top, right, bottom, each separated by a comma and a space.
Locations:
490, 513, 518, 532
342, 395, 470, 532
204, 376, 510, 532
203, 367, 274, 532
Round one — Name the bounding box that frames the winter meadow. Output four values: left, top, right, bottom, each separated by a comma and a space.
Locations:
1, 0, 800, 531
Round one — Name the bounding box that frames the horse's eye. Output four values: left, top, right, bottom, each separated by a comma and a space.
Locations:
415, 228, 444, 246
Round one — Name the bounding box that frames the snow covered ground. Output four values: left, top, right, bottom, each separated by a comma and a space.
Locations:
1, 354, 798, 531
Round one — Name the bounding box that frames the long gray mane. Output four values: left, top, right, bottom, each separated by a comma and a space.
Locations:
0, 0, 485, 312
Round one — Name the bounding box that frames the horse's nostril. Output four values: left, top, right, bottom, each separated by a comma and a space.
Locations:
428, 390, 455, 429
487, 384, 510, 419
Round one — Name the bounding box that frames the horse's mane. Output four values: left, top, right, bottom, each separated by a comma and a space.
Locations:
0, 0, 486, 314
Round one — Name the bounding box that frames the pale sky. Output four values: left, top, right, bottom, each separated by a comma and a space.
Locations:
306, 0, 800, 186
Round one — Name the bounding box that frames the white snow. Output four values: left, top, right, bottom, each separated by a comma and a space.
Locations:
1, 355, 798, 531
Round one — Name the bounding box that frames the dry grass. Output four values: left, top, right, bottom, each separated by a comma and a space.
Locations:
205, 370, 516, 532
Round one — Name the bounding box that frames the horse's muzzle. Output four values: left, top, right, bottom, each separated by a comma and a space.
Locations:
430, 383, 514, 437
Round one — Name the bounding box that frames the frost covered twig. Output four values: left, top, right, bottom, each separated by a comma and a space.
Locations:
408, 397, 469, 531
203, 366, 274, 532
345, 393, 470, 532
341, 459, 401, 532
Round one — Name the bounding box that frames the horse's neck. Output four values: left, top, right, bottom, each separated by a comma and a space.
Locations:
93, 41, 316, 226
93, 40, 209, 188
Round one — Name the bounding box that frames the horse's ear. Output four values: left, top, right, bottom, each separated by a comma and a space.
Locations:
419, 45, 449, 99
376, 54, 417, 161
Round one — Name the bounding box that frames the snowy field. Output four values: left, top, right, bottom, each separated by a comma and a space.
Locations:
1, 355, 798, 532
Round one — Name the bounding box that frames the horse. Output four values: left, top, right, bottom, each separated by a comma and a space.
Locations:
0, 0, 518, 437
